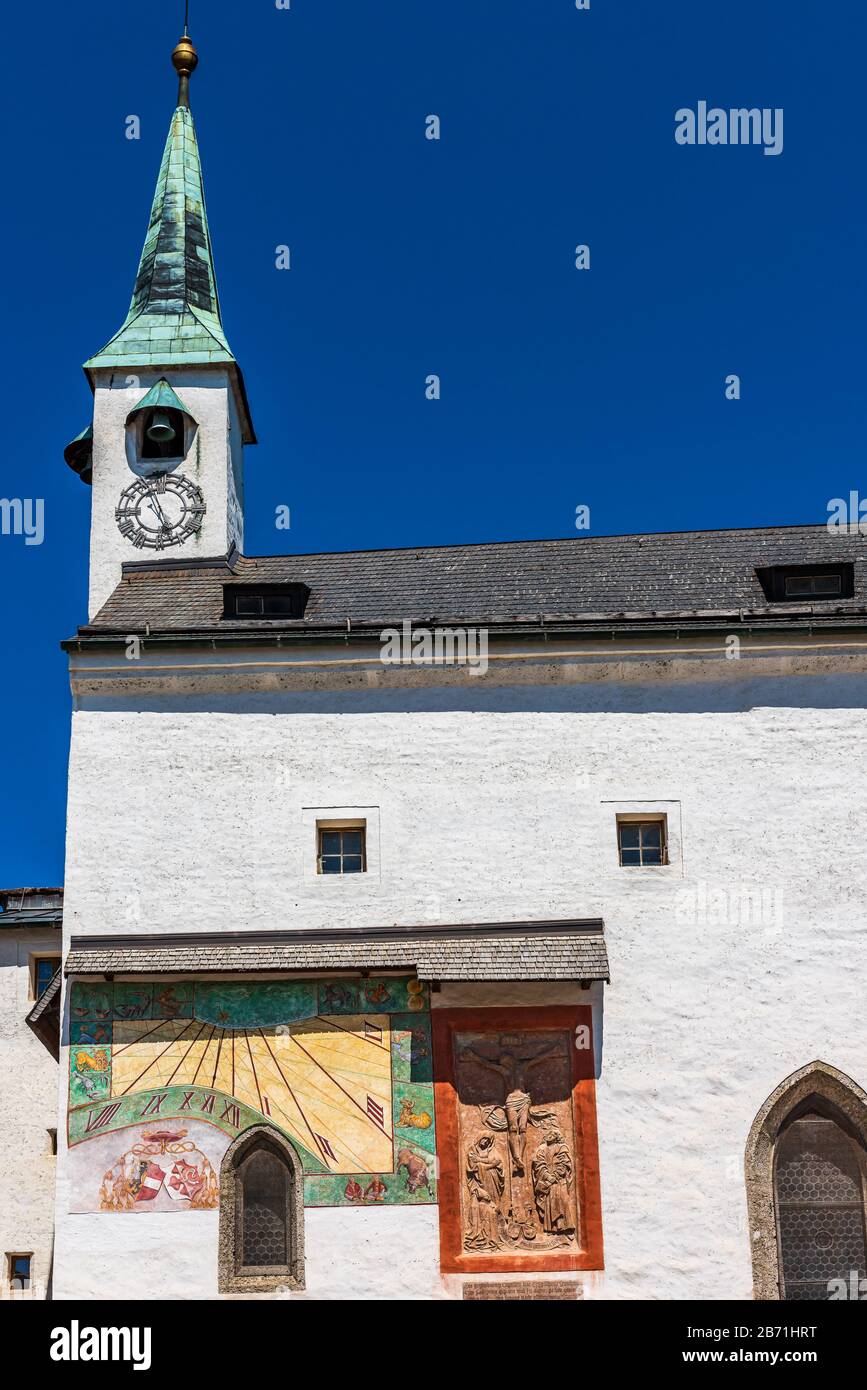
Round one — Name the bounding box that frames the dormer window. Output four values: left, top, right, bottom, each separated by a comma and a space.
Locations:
755, 563, 854, 603
222, 584, 310, 620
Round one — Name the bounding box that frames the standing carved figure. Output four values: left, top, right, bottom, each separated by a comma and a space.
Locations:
464, 1133, 505, 1250
531, 1129, 575, 1242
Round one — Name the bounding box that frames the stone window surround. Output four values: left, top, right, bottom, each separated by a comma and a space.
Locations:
744, 1060, 867, 1300
601, 799, 683, 876
218, 1125, 305, 1295
301, 805, 381, 884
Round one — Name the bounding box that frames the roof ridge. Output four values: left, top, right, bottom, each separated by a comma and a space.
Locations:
111, 522, 863, 571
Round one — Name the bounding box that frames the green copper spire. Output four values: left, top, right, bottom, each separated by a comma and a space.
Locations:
83, 32, 255, 441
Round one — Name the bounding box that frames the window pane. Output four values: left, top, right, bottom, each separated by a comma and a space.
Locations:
341, 831, 362, 855
320, 855, 342, 874
241, 1151, 288, 1267
641, 824, 661, 847
620, 847, 641, 865
342, 855, 363, 873
813, 575, 841, 595
784, 576, 812, 596
263, 595, 297, 615
10, 1256, 30, 1290
642, 846, 662, 865
619, 825, 640, 848
235, 594, 264, 615
320, 832, 341, 855
36, 960, 57, 996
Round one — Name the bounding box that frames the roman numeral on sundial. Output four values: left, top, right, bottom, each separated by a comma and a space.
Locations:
84, 1101, 122, 1133
316, 1134, 337, 1163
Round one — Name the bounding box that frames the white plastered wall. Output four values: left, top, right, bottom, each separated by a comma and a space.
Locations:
54, 659, 867, 1299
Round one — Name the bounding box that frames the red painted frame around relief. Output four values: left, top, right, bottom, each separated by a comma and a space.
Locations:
432, 1005, 604, 1275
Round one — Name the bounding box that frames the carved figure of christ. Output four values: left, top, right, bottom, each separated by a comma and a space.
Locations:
458, 1036, 567, 1177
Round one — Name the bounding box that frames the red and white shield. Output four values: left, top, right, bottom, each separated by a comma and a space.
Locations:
133, 1161, 165, 1202
165, 1160, 205, 1203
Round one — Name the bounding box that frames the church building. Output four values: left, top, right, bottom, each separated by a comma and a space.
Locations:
10, 30, 867, 1301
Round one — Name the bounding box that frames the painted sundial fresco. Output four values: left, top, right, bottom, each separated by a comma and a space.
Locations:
67, 977, 436, 1212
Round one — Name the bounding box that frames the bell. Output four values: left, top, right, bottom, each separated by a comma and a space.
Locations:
146, 410, 177, 445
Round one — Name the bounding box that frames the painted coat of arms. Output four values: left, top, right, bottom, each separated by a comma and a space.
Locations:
99, 1129, 218, 1212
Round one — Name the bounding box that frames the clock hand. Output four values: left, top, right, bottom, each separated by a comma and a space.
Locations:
147, 495, 171, 529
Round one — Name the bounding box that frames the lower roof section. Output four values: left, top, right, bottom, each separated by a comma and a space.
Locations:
64, 919, 609, 983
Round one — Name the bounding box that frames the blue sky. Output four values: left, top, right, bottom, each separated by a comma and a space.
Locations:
2, 1, 865, 884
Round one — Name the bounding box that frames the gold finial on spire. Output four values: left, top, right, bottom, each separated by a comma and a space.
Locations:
171, 28, 198, 109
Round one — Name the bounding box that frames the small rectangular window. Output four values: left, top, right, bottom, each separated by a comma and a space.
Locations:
32, 956, 59, 999
317, 826, 367, 875
784, 573, 842, 598
617, 816, 668, 867
7, 1254, 31, 1291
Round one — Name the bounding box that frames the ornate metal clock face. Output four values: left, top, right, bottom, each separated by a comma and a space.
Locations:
115, 472, 206, 550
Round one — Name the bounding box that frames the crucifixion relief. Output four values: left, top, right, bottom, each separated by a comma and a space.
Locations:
455, 1030, 579, 1253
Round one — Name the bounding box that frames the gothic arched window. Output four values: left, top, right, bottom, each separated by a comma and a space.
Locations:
219, 1128, 304, 1293
745, 1062, 867, 1300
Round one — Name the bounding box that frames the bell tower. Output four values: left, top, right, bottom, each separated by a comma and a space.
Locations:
65, 29, 256, 619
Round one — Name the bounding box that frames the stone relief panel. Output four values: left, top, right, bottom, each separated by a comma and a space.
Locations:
455, 1029, 579, 1255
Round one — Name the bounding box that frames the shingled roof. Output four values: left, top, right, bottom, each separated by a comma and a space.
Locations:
74, 524, 867, 641
64, 920, 610, 983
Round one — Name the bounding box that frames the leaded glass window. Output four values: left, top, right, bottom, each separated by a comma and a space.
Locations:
775, 1111, 867, 1300
238, 1146, 292, 1271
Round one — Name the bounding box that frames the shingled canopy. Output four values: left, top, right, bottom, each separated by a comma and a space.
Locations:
64, 919, 610, 984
